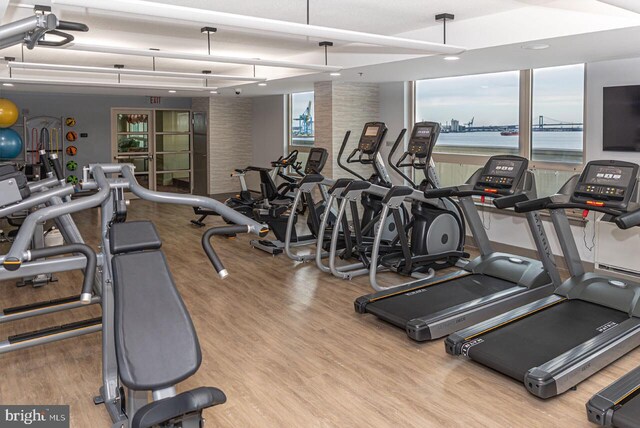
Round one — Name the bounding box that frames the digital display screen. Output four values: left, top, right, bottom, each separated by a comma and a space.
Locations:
584, 165, 634, 187
603, 85, 640, 152
309, 150, 322, 162
415, 127, 431, 137
487, 159, 523, 177
364, 126, 379, 137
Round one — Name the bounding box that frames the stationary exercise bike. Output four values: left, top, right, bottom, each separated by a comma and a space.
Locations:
251, 147, 329, 255
190, 150, 304, 226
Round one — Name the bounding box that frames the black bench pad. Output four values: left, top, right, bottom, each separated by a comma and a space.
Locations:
112, 250, 201, 390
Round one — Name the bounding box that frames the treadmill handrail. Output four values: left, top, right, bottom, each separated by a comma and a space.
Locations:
515, 200, 623, 217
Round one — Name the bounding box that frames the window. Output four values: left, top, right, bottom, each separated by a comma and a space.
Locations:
414, 65, 585, 197
415, 71, 520, 156
290, 91, 314, 147
531, 64, 584, 164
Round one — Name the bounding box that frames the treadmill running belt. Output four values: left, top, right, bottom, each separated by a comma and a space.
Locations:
466, 300, 629, 382
367, 274, 518, 327
613, 394, 640, 428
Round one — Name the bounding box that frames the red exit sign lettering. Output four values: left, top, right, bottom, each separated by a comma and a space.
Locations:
149, 96, 162, 104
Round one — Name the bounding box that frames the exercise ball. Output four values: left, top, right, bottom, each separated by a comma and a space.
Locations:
0, 99, 19, 128
0, 128, 23, 159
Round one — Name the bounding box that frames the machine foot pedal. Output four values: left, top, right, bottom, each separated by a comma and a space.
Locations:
3, 295, 82, 315
8, 317, 101, 343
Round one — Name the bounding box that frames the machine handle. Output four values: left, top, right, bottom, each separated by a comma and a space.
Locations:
39, 150, 52, 175
56, 20, 89, 32
514, 197, 553, 213
202, 225, 268, 279
615, 208, 640, 230
49, 154, 64, 180
22, 244, 96, 304
423, 188, 455, 199
493, 193, 528, 209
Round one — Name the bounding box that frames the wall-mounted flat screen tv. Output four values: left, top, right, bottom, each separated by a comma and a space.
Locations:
603, 85, 640, 152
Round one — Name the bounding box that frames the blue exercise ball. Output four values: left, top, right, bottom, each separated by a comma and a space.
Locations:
0, 128, 23, 159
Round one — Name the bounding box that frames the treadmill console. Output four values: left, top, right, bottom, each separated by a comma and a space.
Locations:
571, 160, 639, 209
358, 122, 387, 155
408, 122, 440, 159
304, 147, 329, 175
475, 155, 528, 195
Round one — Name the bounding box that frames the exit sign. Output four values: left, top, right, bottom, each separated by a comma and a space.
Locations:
149, 96, 162, 104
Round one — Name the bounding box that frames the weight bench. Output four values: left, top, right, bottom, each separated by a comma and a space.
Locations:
109, 220, 226, 428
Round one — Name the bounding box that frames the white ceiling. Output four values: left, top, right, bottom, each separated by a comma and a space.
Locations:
0, 0, 638, 96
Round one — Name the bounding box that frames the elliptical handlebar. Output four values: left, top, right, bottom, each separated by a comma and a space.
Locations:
386, 129, 414, 187
272, 150, 299, 168
336, 130, 366, 181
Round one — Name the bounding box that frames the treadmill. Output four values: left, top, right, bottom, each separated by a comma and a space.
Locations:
355, 155, 559, 341
587, 364, 640, 427
447, 160, 640, 399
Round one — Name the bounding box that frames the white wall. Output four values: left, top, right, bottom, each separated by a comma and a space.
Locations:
251, 95, 286, 168
585, 56, 640, 164
378, 82, 409, 185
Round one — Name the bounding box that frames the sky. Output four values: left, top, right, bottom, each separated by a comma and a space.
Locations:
416, 64, 584, 127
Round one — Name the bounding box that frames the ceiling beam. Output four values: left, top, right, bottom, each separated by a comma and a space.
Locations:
51, 0, 465, 54
596, 0, 640, 13
45, 43, 342, 72
0, 76, 219, 92
7, 61, 267, 81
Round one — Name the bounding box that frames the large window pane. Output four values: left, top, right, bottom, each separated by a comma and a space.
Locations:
531, 64, 584, 164
156, 134, 190, 152
290, 92, 314, 146
117, 135, 148, 152
156, 110, 190, 133
117, 114, 148, 133
416, 71, 520, 155
156, 153, 190, 171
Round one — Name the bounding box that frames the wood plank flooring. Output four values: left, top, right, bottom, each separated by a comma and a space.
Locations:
1, 200, 638, 427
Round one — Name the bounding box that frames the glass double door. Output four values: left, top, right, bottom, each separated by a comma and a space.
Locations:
112, 109, 192, 193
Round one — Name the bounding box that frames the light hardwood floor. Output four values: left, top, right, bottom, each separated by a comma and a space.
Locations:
1, 201, 638, 427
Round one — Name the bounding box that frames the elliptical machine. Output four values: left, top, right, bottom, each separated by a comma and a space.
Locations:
315, 122, 402, 277
250, 147, 329, 255
190, 150, 304, 226
325, 122, 466, 281
374, 122, 467, 279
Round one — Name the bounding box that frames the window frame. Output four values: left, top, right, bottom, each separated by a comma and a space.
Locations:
288, 91, 315, 149
414, 66, 586, 174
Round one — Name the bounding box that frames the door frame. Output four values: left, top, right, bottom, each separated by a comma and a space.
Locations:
192, 110, 209, 196
111, 108, 195, 193
111, 107, 155, 190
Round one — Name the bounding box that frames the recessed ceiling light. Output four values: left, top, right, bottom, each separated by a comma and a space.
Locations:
443, 56, 460, 61
2, 83, 14, 86
330, 72, 341, 76
522, 43, 550, 50
258, 83, 267, 86
168, 90, 176, 93
210, 90, 218, 94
